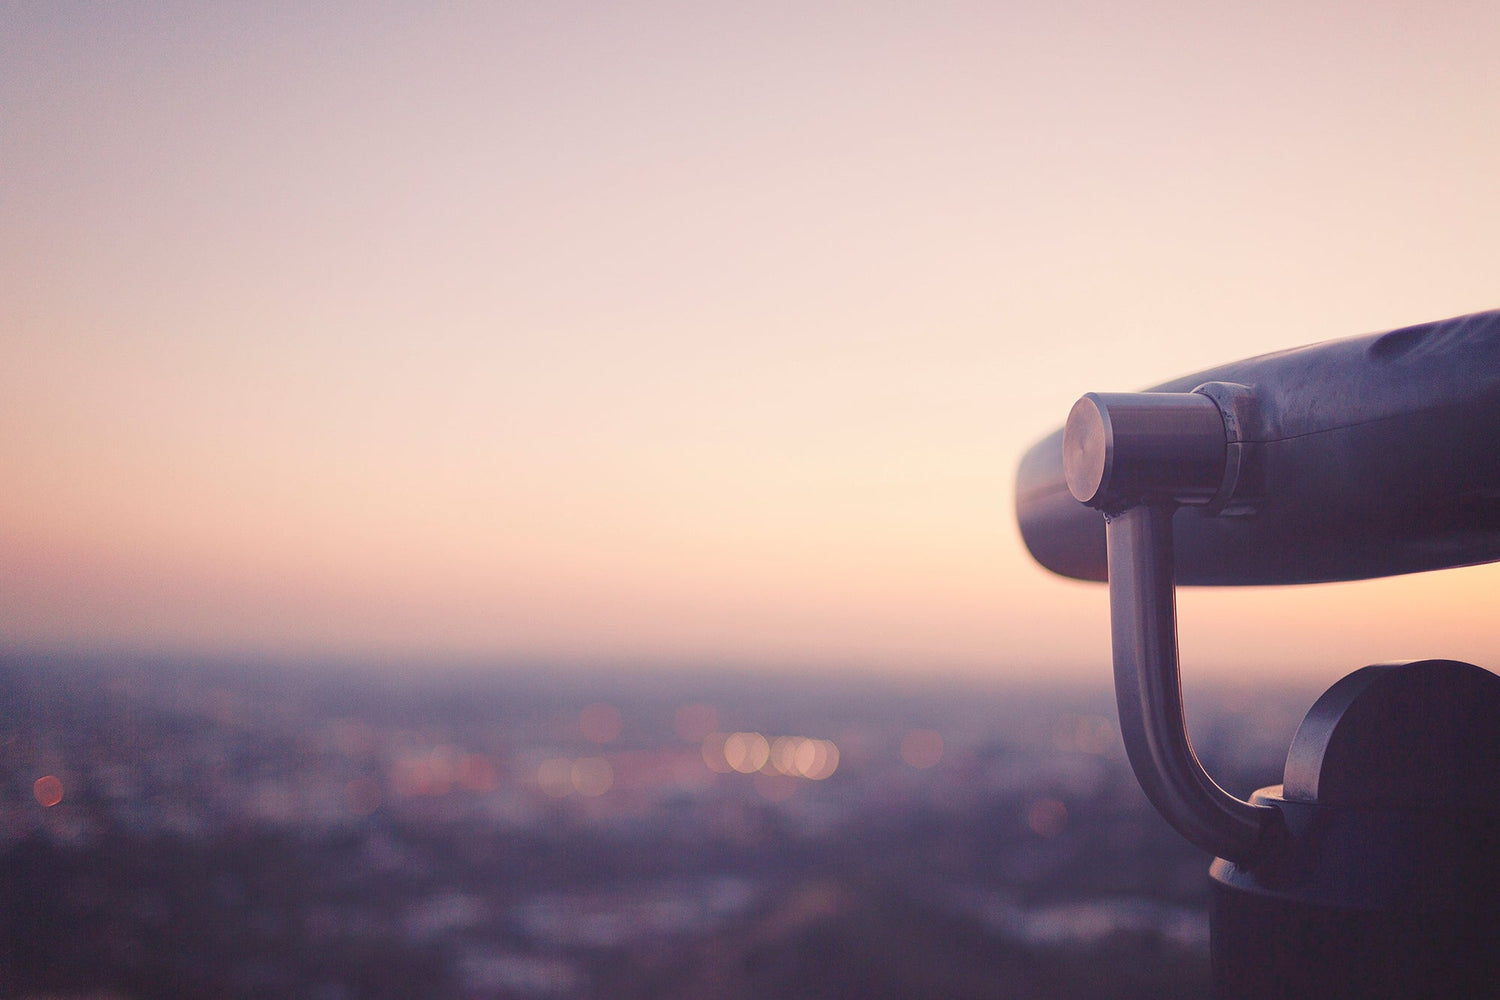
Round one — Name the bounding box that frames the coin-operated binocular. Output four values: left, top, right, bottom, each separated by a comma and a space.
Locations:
1016, 310, 1500, 999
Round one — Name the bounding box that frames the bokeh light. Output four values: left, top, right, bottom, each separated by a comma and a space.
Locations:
33, 775, 64, 808
795, 739, 839, 781
769, 736, 803, 776
571, 757, 614, 797
1053, 715, 1118, 756
700, 732, 734, 774
538, 758, 575, 798
722, 732, 771, 775
1026, 798, 1069, 837
900, 728, 945, 769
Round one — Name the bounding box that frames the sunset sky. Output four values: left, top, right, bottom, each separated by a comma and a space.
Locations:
3, 1, 1497, 686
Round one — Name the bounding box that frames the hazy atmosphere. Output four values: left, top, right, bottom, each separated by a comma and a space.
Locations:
5, 1, 1498, 683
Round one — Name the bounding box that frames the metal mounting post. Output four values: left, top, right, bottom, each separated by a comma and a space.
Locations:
1106, 502, 1278, 862
1064, 391, 1281, 864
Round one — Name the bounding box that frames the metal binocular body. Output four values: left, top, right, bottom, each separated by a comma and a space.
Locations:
1016, 310, 1500, 998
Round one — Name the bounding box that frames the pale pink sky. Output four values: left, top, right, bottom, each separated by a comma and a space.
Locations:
3, 2, 1497, 683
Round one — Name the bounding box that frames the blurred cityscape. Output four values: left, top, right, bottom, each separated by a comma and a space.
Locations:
0, 652, 1318, 999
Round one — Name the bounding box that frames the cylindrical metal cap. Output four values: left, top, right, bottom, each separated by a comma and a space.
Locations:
1063, 391, 1228, 511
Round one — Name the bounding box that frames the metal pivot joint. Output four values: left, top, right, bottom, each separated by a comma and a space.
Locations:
1063, 391, 1281, 864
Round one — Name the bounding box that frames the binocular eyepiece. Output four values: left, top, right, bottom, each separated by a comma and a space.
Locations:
1062, 391, 1229, 512
1018, 309, 1500, 586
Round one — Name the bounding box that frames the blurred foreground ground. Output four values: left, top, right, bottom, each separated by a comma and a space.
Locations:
0, 653, 1315, 999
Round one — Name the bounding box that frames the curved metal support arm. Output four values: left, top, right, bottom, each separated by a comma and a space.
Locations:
1107, 503, 1281, 863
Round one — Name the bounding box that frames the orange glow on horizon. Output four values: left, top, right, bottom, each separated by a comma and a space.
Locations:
2, 2, 1497, 681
